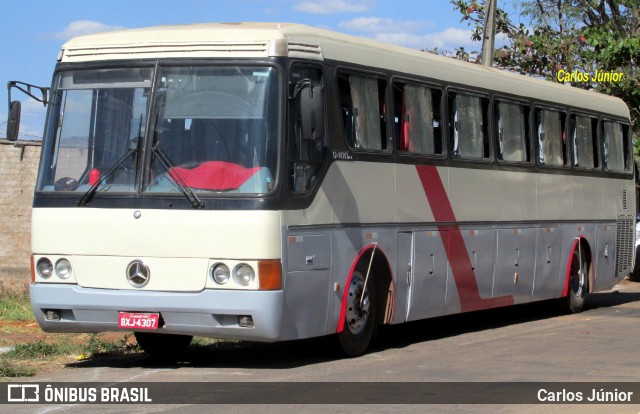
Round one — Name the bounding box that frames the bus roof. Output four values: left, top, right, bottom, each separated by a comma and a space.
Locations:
60, 22, 629, 120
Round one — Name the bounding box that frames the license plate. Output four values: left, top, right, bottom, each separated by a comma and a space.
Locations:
118, 312, 160, 330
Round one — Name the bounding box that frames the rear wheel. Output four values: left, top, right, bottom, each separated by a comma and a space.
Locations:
338, 271, 377, 357
134, 332, 193, 360
629, 245, 640, 281
564, 246, 589, 314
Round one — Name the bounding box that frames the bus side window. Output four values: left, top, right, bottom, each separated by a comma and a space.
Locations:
495, 101, 530, 163
449, 92, 490, 160
338, 73, 387, 151
394, 82, 442, 156
571, 114, 598, 169
603, 120, 631, 173
536, 108, 567, 166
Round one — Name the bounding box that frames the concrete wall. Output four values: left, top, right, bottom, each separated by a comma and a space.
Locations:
0, 139, 41, 291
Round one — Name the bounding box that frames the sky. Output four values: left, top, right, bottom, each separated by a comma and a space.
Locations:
0, 0, 519, 140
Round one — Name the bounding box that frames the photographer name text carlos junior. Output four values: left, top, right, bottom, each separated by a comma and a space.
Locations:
538, 388, 633, 402
557, 69, 624, 83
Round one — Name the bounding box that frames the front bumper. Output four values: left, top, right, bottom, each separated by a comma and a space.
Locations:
30, 283, 284, 342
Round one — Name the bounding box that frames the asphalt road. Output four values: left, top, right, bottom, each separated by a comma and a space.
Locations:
6, 279, 640, 413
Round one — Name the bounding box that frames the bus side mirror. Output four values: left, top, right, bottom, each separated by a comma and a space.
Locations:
298, 83, 325, 142
7, 100, 21, 142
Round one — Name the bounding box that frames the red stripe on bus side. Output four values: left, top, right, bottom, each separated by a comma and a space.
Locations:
415, 165, 514, 312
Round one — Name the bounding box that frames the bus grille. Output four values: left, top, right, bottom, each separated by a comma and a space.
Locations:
615, 214, 635, 275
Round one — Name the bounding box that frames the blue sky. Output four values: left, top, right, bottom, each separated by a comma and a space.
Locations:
0, 0, 519, 140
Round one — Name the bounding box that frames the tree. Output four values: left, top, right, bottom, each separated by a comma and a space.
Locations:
450, 0, 640, 152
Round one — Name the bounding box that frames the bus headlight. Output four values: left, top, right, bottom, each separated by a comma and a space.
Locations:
55, 259, 72, 279
210, 263, 230, 285
36, 258, 53, 279
233, 263, 255, 286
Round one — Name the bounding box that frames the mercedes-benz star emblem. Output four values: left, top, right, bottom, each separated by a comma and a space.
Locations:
126, 260, 150, 288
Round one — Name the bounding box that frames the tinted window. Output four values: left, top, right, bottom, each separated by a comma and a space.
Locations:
394, 82, 443, 156
496, 101, 530, 163
536, 108, 567, 166
338, 73, 388, 151
571, 114, 598, 169
603, 120, 631, 172
449, 92, 490, 160
289, 65, 326, 192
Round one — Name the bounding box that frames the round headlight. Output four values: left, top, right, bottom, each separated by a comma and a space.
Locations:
36, 258, 53, 279
55, 259, 72, 279
233, 263, 255, 286
211, 263, 230, 285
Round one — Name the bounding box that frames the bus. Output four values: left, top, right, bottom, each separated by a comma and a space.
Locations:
7, 22, 635, 357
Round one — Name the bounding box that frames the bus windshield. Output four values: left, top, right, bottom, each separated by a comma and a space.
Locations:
37, 65, 279, 196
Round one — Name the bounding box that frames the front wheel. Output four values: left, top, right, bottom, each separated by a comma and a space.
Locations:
134, 332, 193, 360
337, 271, 376, 357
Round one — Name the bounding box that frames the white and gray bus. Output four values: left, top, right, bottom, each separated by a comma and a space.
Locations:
8, 23, 635, 357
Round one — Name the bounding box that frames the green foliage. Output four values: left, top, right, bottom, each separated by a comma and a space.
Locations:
83, 334, 138, 355
6, 340, 69, 359
450, 0, 640, 153
84, 335, 117, 355
0, 359, 35, 378
2, 334, 137, 365
0, 333, 141, 377
0, 287, 140, 377
0, 288, 34, 322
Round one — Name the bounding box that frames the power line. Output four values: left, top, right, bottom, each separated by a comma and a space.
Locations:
18, 133, 43, 139
0, 130, 43, 140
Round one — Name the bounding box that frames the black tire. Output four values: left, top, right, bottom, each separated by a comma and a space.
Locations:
338, 270, 376, 357
134, 332, 193, 360
564, 246, 589, 314
629, 245, 640, 281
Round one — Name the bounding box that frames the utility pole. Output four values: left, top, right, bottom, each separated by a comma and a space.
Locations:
481, 0, 497, 67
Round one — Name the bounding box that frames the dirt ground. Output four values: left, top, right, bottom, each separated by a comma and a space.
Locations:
0, 317, 141, 378
1, 319, 130, 345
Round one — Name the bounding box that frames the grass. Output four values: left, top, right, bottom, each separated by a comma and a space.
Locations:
0, 359, 36, 378
0, 288, 34, 321
191, 337, 223, 347
6, 340, 69, 359
0, 286, 142, 379
0, 334, 140, 378
0, 286, 235, 379
84, 334, 139, 356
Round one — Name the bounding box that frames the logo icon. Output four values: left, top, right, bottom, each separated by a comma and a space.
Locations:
126, 260, 151, 288
7, 384, 40, 402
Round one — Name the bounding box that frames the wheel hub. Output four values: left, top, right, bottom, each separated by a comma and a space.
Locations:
346, 276, 370, 334
574, 269, 586, 296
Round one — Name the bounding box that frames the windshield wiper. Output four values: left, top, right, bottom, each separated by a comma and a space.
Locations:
77, 147, 137, 206
149, 101, 204, 209
152, 145, 205, 209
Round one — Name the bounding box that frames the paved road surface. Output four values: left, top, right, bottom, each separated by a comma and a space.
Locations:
5, 280, 640, 413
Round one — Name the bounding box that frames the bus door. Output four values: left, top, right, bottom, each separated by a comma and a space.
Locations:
399, 230, 449, 321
